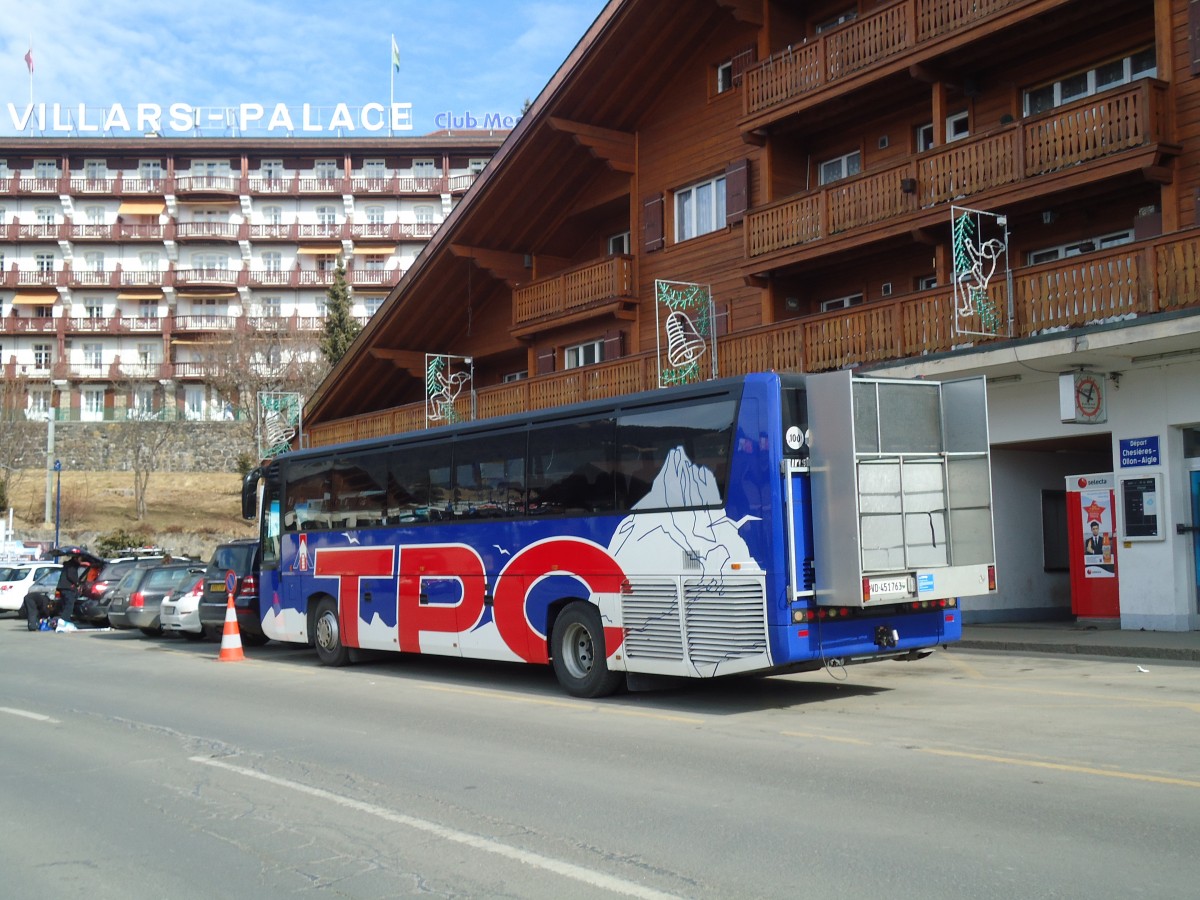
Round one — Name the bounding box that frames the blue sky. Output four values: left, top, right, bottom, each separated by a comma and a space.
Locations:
0, 0, 608, 137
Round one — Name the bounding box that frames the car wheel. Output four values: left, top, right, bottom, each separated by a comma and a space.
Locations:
313, 598, 351, 666
550, 602, 623, 698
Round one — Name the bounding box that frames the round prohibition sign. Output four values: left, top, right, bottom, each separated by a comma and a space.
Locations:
225, 569, 238, 595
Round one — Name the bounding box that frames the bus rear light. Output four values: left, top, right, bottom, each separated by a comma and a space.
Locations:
945, 613, 956, 623
987, 565, 997, 591
796, 629, 809, 638
861, 577, 870, 604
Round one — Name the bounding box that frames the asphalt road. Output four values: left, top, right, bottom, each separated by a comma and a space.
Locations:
2, 618, 1198, 899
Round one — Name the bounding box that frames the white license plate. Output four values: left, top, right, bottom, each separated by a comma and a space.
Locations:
868, 577, 911, 597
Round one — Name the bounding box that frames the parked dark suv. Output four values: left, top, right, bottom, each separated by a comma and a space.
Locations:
197, 539, 265, 644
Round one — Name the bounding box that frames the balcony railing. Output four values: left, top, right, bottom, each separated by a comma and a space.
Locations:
174, 174, 240, 194
512, 255, 634, 328
747, 80, 1169, 258
173, 267, 241, 288
306, 230, 1200, 449
174, 222, 244, 240
743, 0, 1048, 120
174, 315, 239, 331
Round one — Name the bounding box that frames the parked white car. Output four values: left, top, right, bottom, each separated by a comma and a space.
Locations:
0, 562, 62, 612
160, 572, 206, 639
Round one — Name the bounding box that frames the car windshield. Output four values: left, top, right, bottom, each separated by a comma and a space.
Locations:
99, 561, 136, 583
144, 566, 191, 591
0, 567, 17, 581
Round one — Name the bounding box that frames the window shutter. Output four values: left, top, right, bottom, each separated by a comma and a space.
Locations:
725, 158, 749, 225
643, 194, 664, 253
1193, 1, 1200, 75
603, 328, 625, 360
536, 347, 556, 376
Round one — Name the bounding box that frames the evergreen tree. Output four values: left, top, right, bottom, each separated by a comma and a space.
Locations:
319, 258, 360, 366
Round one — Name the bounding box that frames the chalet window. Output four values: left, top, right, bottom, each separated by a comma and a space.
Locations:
820, 292, 864, 312
674, 174, 727, 242
815, 9, 857, 34
916, 111, 970, 152
1027, 230, 1133, 265
818, 150, 860, 185
608, 231, 631, 255
1023, 47, 1156, 116
917, 275, 938, 291
716, 61, 734, 94
502, 370, 528, 383
564, 339, 604, 369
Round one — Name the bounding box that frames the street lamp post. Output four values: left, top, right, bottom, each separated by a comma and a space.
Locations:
53, 459, 62, 549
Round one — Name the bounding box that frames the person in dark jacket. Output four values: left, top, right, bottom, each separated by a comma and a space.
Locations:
49, 548, 102, 626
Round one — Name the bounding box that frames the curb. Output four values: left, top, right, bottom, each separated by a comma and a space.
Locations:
957, 640, 1200, 663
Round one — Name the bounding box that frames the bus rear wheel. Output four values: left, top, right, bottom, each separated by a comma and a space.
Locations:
314, 598, 351, 667
551, 603, 623, 698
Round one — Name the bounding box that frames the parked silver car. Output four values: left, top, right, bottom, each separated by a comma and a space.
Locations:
106, 563, 205, 635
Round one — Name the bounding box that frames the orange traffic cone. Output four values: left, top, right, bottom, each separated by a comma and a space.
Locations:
217, 594, 245, 662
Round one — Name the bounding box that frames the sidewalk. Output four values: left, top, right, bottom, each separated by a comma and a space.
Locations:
959, 621, 1200, 663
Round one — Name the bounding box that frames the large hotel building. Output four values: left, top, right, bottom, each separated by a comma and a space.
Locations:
0, 132, 504, 421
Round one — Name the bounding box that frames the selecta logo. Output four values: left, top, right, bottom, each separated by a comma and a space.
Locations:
1078, 477, 1089, 488
312, 537, 626, 662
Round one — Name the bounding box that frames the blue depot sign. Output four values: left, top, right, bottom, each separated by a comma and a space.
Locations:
1119, 436, 1160, 468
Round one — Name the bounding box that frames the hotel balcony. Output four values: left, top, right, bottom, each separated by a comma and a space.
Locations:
511, 255, 636, 338
172, 221, 246, 241
173, 315, 240, 332
345, 266, 395, 288
173, 174, 240, 197
745, 80, 1173, 269
0, 313, 58, 335
347, 222, 439, 241
68, 316, 120, 333
741, 0, 1073, 132
306, 230, 1200, 449
172, 267, 242, 289
62, 174, 168, 196
1, 265, 62, 289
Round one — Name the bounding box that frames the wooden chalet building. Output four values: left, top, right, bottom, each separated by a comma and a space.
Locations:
305, 0, 1200, 632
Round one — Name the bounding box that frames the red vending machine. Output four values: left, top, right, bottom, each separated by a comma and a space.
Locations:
1065, 472, 1120, 619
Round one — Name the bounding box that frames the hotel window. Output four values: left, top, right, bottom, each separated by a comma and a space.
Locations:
818, 150, 861, 185
35, 252, 55, 274
313, 295, 327, 316
315, 205, 338, 226
674, 174, 727, 242
363, 159, 386, 178
361, 254, 386, 271
85, 206, 105, 225
33, 343, 52, 369
36, 206, 56, 225
139, 302, 159, 319
412, 158, 436, 179
34, 159, 58, 179
819, 292, 864, 312
84, 251, 105, 272
261, 159, 284, 181
916, 111, 970, 152
608, 231, 631, 255
82, 387, 105, 421
138, 160, 162, 183
27, 388, 51, 418
468, 158, 488, 174
314, 159, 339, 180
138, 342, 159, 364
364, 205, 386, 225
139, 250, 160, 269
34, 305, 53, 318
414, 205, 435, 224
363, 295, 384, 316
260, 295, 282, 317
261, 251, 282, 272
185, 387, 206, 420
1023, 47, 1156, 116
191, 253, 228, 270
84, 159, 107, 180
83, 342, 103, 369
85, 300, 104, 318
564, 339, 604, 369
132, 386, 156, 417
261, 205, 283, 226
1027, 230, 1134, 265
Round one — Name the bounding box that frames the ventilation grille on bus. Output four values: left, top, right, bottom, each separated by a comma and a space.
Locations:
622, 579, 683, 660
683, 578, 768, 667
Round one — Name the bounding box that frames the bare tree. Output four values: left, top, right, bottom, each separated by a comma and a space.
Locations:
114, 376, 176, 520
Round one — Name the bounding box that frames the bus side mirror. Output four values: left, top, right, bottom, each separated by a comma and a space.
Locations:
241, 467, 262, 520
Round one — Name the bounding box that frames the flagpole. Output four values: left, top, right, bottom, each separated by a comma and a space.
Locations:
389, 34, 396, 137
26, 38, 33, 135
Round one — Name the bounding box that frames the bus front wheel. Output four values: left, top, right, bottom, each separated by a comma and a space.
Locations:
314, 598, 351, 667
551, 603, 623, 698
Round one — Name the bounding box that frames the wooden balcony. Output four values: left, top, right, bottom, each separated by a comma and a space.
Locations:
746, 80, 1171, 260
174, 315, 239, 332
174, 174, 240, 196
173, 267, 242, 289
511, 255, 635, 336
741, 0, 1067, 129
306, 230, 1200, 449
174, 221, 245, 241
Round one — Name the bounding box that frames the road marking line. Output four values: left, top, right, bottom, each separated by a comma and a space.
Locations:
190, 755, 683, 899
781, 729, 870, 745
928, 678, 1200, 713
920, 748, 1200, 788
0, 706, 60, 723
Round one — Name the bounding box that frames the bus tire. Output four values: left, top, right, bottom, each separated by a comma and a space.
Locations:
314, 598, 351, 667
550, 602, 623, 698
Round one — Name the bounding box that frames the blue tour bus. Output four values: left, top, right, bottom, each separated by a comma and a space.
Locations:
242, 370, 996, 696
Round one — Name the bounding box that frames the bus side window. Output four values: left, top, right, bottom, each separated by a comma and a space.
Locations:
528, 419, 616, 515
